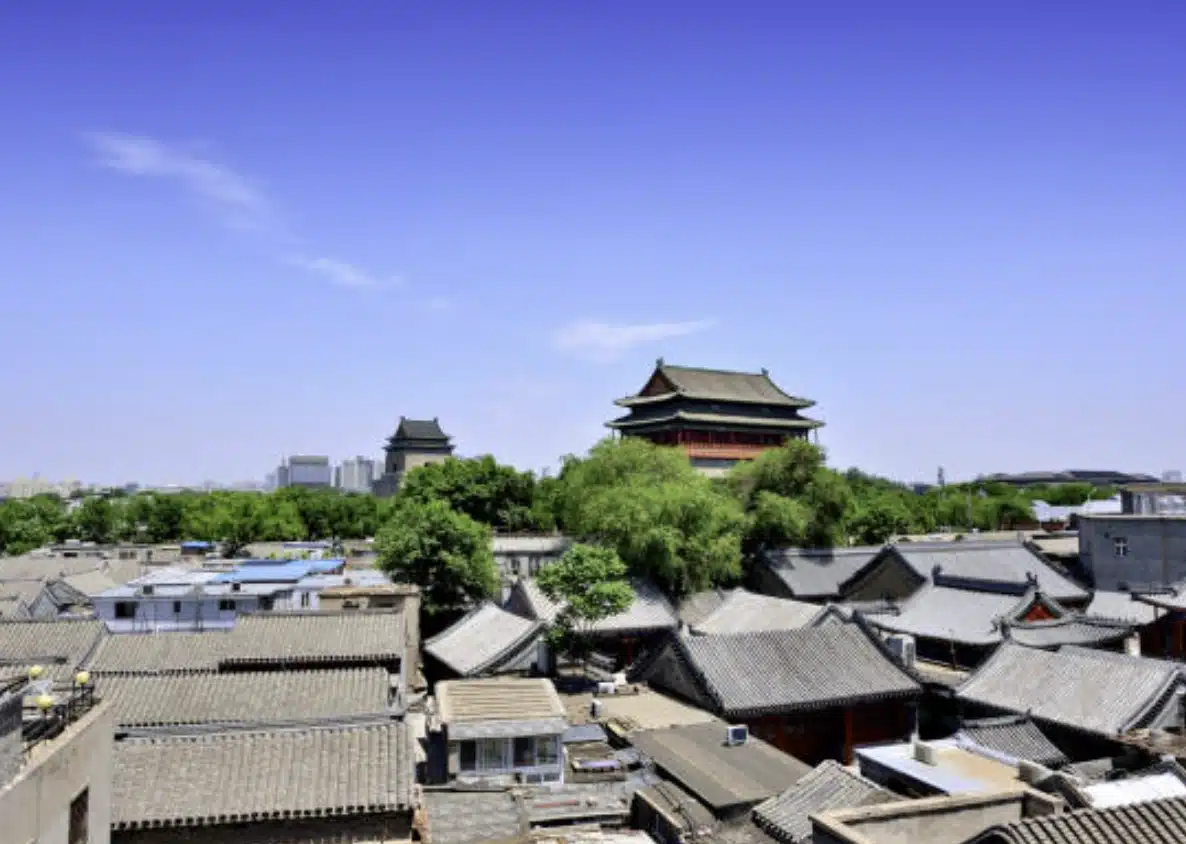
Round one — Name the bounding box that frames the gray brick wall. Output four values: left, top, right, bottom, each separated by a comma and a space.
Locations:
1080, 516, 1186, 589
0, 689, 21, 788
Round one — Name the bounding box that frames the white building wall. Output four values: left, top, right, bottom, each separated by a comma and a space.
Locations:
93, 594, 261, 632
0, 702, 114, 844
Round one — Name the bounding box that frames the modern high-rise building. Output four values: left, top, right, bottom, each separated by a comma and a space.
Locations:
338, 457, 378, 493
279, 456, 332, 488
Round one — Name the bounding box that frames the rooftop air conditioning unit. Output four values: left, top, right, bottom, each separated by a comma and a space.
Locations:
913, 739, 938, 766
886, 634, 917, 668
726, 725, 748, 746
1018, 760, 1051, 785
231, 582, 242, 593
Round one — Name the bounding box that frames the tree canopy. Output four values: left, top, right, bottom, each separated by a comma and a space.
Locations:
537, 543, 634, 665
395, 455, 552, 532
373, 498, 498, 619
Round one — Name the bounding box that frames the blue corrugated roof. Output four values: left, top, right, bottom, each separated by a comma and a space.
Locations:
180, 541, 213, 550
213, 561, 314, 583
308, 559, 346, 574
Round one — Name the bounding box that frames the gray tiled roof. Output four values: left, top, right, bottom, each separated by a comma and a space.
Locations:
956, 644, 1186, 737
86, 630, 230, 673
1135, 586, 1186, 612
1089, 590, 1160, 624
517, 577, 677, 634
618, 364, 814, 408
1002, 616, 1135, 649
888, 541, 1089, 601
752, 760, 895, 844
868, 585, 1038, 646
112, 721, 415, 829
629, 721, 812, 811
0, 617, 105, 667
759, 547, 883, 600
394, 417, 449, 442
422, 789, 524, 844
95, 668, 392, 727
966, 795, 1186, 844
424, 602, 543, 676
225, 611, 406, 667
687, 589, 824, 635
954, 716, 1069, 768
657, 623, 922, 718
86, 610, 406, 674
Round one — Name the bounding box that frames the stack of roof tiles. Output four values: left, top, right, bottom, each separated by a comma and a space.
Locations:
111, 721, 415, 830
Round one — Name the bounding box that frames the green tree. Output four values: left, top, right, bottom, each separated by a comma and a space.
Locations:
537, 544, 633, 669
847, 492, 915, 545
374, 498, 498, 620
72, 497, 117, 544
555, 439, 746, 595
0, 499, 58, 555
213, 493, 266, 557
397, 455, 546, 532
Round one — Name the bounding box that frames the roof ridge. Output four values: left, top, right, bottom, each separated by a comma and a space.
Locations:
660, 362, 770, 377
123, 719, 397, 744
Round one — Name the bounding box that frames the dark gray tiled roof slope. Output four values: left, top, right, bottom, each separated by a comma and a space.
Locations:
635, 364, 812, 407
421, 789, 524, 844
96, 668, 391, 727
112, 721, 415, 829
869, 585, 1033, 646
518, 577, 677, 633
689, 589, 823, 635
955, 716, 1069, 768
670, 624, 922, 718
759, 548, 882, 599
1088, 591, 1160, 625
395, 418, 449, 441
226, 611, 406, 666
424, 602, 542, 676
966, 795, 1186, 844
752, 760, 895, 844
1003, 617, 1134, 649
891, 542, 1089, 601
956, 644, 1185, 737
86, 610, 405, 674
0, 618, 105, 666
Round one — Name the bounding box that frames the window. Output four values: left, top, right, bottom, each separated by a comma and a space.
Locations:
477, 738, 507, 771
514, 736, 534, 766
300, 591, 311, 609
535, 736, 558, 765
68, 788, 88, 844
529, 556, 542, 577
218, 599, 236, 612
114, 601, 137, 619
1114, 537, 1129, 557
459, 740, 476, 771
259, 597, 274, 611
172, 601, 182, 614
342, 600, 360, 610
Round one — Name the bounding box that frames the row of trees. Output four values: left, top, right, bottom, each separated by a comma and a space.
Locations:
371, 438, 1117, 625
0, 486, 390, 557
2, 441, 1115, 625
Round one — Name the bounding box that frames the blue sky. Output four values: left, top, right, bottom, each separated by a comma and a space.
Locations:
1, 2, 1183, 486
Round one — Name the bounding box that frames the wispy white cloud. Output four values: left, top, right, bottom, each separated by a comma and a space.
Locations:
85, 132, 398, 292
286, 255, 400, 290
86, 132, 281, 236
552, 319, 716, 362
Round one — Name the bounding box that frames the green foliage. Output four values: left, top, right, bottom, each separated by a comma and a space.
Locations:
553, 438, 746, 596
72, 497, 117, 544
397, 456, 548, 532
373, 498, 498, 617
847, 492, 915, 545
538, 544, 633, 662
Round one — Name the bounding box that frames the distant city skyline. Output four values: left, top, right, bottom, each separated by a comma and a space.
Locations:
1, 4, 1183, 485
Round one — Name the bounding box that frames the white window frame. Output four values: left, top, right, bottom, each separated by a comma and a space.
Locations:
1114, 537, 1129, 557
